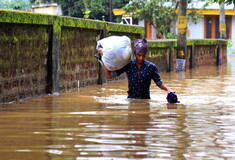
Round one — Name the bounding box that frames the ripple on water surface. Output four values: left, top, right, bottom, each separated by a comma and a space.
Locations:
1, 61, 235, 159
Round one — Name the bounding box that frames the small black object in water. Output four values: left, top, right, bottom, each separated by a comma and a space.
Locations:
167, 92, 180, 103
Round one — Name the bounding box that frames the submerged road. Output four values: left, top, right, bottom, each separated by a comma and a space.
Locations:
0, 56, 235, 160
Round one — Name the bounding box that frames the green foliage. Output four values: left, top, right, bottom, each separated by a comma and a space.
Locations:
13, 36, 19, 43
227, 39, 235, 54
187, 9, 204, 24
124, 0, 178, 25
29, 0, 129, 21
123, 0, 206, 39
211, 0, 235, 4
227, 39, 233, 48
50, 0, 130, 21
83, 10, 91, 19
0, 0, 31, 10
160, 25, 178, 39
123, 0, 178, 39
0, 59, 11, 69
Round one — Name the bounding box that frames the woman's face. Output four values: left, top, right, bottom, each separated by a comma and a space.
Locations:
135, 52, 147, 65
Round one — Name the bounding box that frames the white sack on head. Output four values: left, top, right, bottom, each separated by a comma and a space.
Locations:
97, 35, 132, 71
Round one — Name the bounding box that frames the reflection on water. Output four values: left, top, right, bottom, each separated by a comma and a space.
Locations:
1, 56, 235, 160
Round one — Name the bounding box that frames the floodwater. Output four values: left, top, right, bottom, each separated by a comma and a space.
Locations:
1, 56, 235, 160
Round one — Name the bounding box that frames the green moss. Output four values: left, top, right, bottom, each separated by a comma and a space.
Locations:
0, 23, 49, 71
61, 57, 97, 65
148, 47, 168, 58
59, 16, 106, 30
0, 10, 144, 40
148, 39, 228, 48
106, 23, 145, 38
53, 23, 61, 39
0, 32, 9, 41
148, 40, 177, 48
0, 9, 53, 25
187, 39, 227, 45
13, 36, 19, 43
0, 9, 228, 70
0, 59, 11, 69
148, 52, 163, 58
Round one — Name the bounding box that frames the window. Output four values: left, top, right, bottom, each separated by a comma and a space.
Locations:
204, 15, 231, 39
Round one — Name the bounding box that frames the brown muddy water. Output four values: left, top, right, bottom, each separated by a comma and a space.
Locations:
1, 56, 235, 160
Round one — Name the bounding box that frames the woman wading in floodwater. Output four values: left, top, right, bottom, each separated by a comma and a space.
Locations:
97, 38, 178, 103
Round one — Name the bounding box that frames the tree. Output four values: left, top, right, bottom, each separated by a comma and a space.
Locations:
219, 3, 226, 39
30, 0, 129, 22
176, 0, 187, 72
123, 0, 205, 39
0, 0, 31, 10
212, 0, 235, 4
58, 0, 108, 20
123, 0, 178, 39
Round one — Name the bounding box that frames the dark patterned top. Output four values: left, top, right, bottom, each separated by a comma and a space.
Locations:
113, 59, 163, 99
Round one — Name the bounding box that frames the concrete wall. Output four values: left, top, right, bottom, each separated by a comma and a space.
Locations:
147, 39, 227, 72
188, 15, 235, 55
0, 10, 228, 103
0, 10, 144, 103
0, 23, 50, 102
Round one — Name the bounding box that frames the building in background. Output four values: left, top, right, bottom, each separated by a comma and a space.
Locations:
113, 2, 235, 54
186, 2, 235, 40
32, 2, 62, 16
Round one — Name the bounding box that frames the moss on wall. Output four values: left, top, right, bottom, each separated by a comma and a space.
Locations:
0, 23, 49, 71
0, 10, 107, 31
0, 9, 54, 25
107, 23, 145, 38
58, 16, 106, 30
60, 26, 101, 91
148, 40, 177, 48
0, 9, 228, 102
148, 39, 227, 48
0, 22, 50, 103
187, 39, 227, 46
